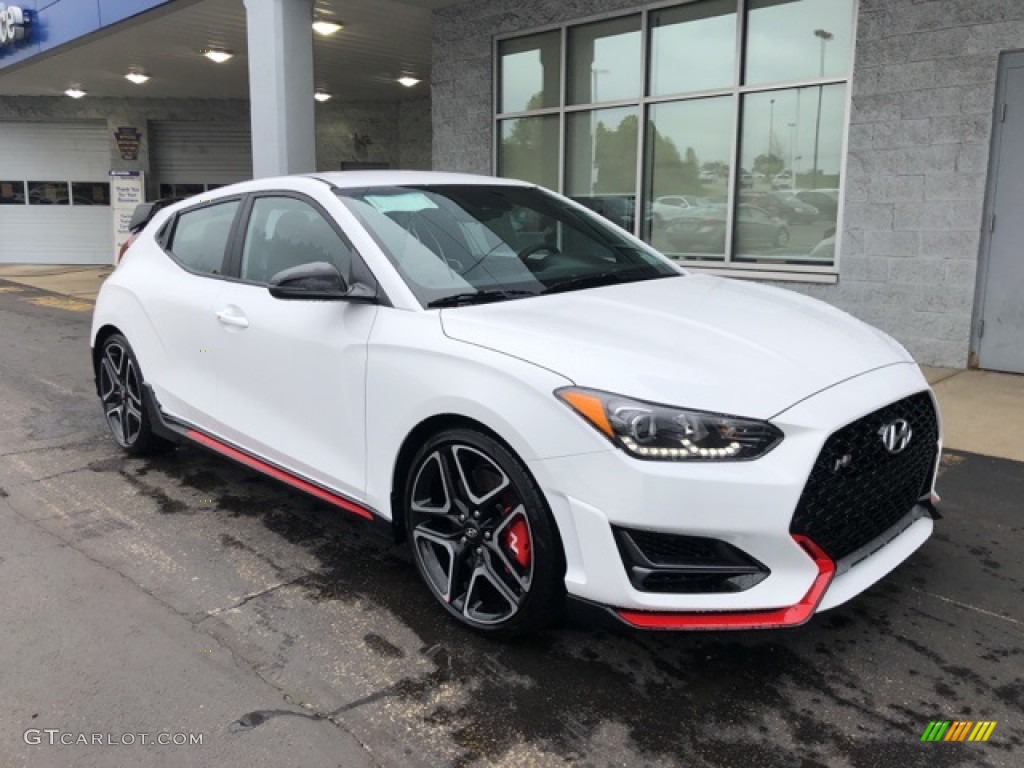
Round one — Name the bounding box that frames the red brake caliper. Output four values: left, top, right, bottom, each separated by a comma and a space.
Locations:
502, 516, 531, 569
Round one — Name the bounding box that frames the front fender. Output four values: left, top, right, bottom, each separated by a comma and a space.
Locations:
363, 310, 610, 520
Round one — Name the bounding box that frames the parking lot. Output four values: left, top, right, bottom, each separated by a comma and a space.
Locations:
1, 281, 1021, 768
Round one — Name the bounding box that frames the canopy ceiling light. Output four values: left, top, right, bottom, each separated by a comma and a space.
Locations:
312, 20, 343, 36
124, 72, 150, 85
64, 87, 86, 99
314, 91, 332, 102
397, 76, 420, 88
202, 49, 233, 64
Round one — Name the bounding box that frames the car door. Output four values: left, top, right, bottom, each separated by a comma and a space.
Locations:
212, 192, 379, 500
145, 197, 242, 426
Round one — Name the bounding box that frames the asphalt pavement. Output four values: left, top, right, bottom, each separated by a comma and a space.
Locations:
0, 279, 1021, 768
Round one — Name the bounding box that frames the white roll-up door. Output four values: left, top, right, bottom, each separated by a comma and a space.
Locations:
0, 121, 113, 265
150, 121, 252, 187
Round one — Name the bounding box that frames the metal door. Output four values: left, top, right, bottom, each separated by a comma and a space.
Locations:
977, 51, 1024, 373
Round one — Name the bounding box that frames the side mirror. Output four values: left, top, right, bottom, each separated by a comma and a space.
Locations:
268, 261, 376, 303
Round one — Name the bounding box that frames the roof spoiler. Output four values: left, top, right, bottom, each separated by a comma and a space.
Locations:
128, 198, 181, 234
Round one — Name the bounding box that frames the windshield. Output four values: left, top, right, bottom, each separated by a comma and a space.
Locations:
334, 184, 679, 307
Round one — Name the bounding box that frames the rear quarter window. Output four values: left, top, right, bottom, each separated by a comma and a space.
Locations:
168, 200, 241, 275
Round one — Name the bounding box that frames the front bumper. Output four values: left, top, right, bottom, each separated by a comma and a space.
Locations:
528, 362, 939, 626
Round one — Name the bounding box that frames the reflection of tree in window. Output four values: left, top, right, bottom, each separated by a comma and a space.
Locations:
646, 131, 703, 198
593, 114, 638, 194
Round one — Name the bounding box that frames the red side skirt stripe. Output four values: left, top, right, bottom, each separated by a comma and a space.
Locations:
615, 535, 836, 630
185, 429, 374, 521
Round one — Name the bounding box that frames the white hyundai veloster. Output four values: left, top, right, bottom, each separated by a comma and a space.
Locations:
91, 172, 941, 635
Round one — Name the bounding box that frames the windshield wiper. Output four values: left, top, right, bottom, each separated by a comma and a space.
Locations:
426, 289, 537, 308
541, 270, 674, 296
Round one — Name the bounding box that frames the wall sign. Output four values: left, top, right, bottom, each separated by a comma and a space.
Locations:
114, 126, 142, 161
0, 4, 27, 47
110, 170, 145, 264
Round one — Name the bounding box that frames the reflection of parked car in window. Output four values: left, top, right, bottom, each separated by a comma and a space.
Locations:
666, 204, 789, 252
570, 194, 635, 232
807, 234, 835, 261
739, 168, 753, 189
772, 170, 794, 190
650, 195, 715, 226
743, 191, 818, 224
794, 189, 839, 221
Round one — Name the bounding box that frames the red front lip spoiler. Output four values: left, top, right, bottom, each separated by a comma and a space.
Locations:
615, 535, 836, 630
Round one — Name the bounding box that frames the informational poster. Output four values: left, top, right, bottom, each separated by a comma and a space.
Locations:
110, 170, 145, 264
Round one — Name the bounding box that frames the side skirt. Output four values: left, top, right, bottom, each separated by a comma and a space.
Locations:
141, 384, 394, 537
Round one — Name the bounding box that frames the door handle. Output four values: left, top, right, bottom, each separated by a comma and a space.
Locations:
216, 309, 249, 329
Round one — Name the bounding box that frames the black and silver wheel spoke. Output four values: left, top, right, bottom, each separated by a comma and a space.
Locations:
409, 441, 536, 627
411, 525, 464, 603
462, 551, 520, 624
99, 342, 143, 448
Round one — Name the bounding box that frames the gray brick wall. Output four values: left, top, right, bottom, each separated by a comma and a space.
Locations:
433, 0, 1024, 368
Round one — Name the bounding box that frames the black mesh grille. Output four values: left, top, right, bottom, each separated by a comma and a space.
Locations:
790, 391, 939, 561
612, 527, 769, 593
625, 529, 733, 566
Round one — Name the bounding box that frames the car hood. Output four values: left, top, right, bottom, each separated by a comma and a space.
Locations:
440, 274, 912, 419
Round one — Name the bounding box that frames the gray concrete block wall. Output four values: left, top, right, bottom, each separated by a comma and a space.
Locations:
785, 0, 1024, 367
433, 0, 1024, 368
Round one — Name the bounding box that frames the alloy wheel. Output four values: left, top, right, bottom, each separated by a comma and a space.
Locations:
408, 443, 535, 626
98, 340, 144, 448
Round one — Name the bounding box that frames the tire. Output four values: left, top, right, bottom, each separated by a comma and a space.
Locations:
97, 334, 171, 456
403, 428, 565, 636
775, 227, 791, 247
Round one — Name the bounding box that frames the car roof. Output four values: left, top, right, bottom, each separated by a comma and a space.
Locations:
309, 170, 533, 189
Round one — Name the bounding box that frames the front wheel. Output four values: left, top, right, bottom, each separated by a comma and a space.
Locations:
97, 334, 171, 455
404, 428, 564, 636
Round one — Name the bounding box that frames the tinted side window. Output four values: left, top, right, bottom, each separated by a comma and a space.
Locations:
168, 200, 240, 275
241, 196, 354, 284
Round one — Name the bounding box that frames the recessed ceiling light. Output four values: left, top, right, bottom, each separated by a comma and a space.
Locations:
65, 87, 87, 99
312, 20, 343, 36
125, 72, 150, 85
397, 76, 420, 88
314, 91, 332, 102
202, 49, 233, 64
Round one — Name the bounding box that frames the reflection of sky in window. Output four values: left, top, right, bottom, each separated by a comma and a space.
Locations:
502, 50, 547, 113
576, 31, 641, 103
745, 0, 854, 85
499, 0, 853, 174
742, 86, 847, 174
651, 98, 734, 170
649, 2, 736, 96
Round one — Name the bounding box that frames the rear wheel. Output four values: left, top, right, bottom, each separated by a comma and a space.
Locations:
97, 334, 170, 455
404, 428, 564, 635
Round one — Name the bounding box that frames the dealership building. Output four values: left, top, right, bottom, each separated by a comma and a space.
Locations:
0, 0, 1021, 372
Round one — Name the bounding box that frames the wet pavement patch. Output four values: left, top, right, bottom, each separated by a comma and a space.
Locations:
75, 436, 1024, 766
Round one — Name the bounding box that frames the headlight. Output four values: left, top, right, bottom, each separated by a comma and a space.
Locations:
555, 387, 783, 461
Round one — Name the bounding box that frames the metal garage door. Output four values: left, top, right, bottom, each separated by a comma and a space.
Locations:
0, 122, 112, 265
150, 121, 252, 193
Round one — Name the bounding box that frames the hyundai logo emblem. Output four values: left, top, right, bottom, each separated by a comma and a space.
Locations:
879, 419, 913, 454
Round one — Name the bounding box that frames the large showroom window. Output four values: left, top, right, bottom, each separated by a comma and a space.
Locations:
495, 0, 856, 276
